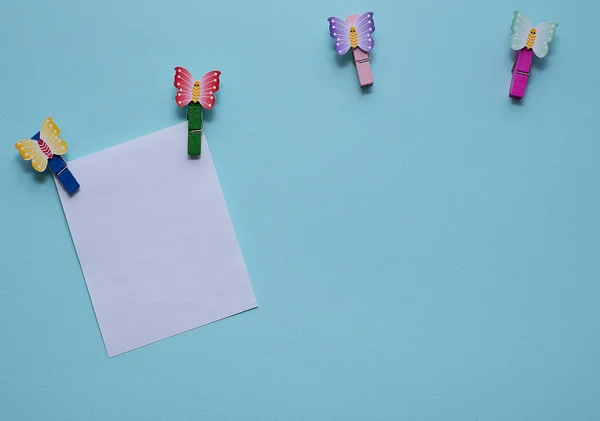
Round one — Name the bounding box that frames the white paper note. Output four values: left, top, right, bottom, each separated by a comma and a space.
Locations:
55, 123, 257, 357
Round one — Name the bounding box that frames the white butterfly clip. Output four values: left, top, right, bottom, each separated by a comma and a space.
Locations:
510, 11, 558, 58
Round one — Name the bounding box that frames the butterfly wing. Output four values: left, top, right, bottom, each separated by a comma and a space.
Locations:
355, 12, 375, 52
15, 140, 48, 172
533, 21, 558, 58
174, 67, 194, 106
328, 17, 351, 55
510, 11, 533, 51
40, 117, 68, 156
198, 71, 221, 109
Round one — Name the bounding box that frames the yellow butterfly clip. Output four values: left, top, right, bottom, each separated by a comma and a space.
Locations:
15, 117, 68, 172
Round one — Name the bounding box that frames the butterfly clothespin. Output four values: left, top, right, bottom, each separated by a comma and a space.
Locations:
15, 117, 80, 195
327, 12, 375, 87
509, 11, 558, 99
174, 67, 222, 155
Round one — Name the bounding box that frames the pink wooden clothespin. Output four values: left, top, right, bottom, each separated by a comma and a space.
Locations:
346, 14, 373, 87
327, 12, 376, 87
508, 11, 558, 99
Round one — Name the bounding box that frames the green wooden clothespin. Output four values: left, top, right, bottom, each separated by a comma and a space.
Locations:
187, 102, 203, 155
173, 67, 222, 156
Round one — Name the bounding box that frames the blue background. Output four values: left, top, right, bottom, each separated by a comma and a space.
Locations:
1, 0, 599, 419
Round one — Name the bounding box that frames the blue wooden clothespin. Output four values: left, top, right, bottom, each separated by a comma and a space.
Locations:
15, 117, 80, 195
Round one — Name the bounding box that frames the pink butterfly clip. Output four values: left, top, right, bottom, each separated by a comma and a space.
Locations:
173, 67, 222, 155
173, 67, 221, 108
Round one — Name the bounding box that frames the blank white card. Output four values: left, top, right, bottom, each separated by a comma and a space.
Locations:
56, 123, 257, 356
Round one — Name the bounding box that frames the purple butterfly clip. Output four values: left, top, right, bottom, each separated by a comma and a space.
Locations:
327, 12, 375, 55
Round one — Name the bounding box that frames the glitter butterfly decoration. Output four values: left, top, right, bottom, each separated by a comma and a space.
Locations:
173, 67, 221, 109
327, 12, 375, 55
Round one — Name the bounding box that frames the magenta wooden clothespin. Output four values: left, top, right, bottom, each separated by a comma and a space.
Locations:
510, 48, 534, 98
327, 12, 375, 87
508, 11, 558, 99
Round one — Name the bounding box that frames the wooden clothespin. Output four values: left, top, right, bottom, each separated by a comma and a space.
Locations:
509, 11, 557, 99
174, 67, 221, 155
15, 117, 80, 195
327, 12, 375, 87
